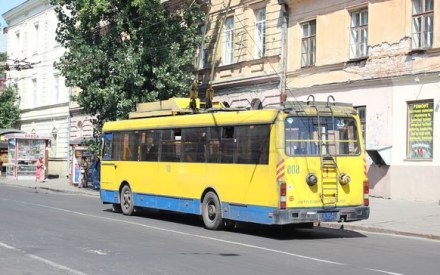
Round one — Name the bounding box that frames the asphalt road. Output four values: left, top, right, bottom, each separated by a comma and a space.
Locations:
0, 184, 439, 275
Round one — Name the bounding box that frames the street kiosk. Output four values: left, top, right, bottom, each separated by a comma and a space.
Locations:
5, 133, 50, 180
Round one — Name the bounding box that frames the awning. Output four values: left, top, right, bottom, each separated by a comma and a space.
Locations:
0, 129, 25, 149
0, 128, 25, 136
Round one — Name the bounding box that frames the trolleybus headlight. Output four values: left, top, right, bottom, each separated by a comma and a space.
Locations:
306, 173, 318, 186
339, 173, 351, 185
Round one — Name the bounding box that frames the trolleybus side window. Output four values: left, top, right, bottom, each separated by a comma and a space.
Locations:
125, 131, 139, 161
182, 127, 207, 163
112, 132, 124, 160
236, 125, 270, 164
139, 130, 160, 161
111, 131, 141, 161
160, 129, 182, 162
102, 133, 113, 160
208, 127, 221, 163
220, 126, 236, 163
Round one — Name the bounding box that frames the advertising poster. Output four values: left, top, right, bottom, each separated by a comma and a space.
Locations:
408, 101, 433, 159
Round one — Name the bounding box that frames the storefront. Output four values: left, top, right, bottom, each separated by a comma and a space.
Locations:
5, 133, 50, 180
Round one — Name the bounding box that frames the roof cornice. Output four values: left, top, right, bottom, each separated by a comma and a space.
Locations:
2, 0, 51, 26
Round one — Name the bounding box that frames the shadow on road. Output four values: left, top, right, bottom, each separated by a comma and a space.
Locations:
103, 207, 367, 240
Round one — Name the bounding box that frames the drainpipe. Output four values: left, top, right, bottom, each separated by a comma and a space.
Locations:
278, 0, 289, 106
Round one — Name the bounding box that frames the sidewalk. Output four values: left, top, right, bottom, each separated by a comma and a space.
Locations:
320, 197, 440, 240
1, 177, 439, 240
0, 177, 99, 197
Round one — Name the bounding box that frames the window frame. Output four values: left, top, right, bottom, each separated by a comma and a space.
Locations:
350, 9, 368, 59
224, 16, 235, 65
255, 7, 266, 58
301, 20, 316, 67
412, 0, 434, 50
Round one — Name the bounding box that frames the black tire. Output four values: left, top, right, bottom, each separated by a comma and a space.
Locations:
297, 222, 314, 229
202, 191, 223, 230
112, 203, 122, 213
120, 185, 134, 216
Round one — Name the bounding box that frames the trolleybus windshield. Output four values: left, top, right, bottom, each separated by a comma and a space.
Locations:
285, 116, 360, 156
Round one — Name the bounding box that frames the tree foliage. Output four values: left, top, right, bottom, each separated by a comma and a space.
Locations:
50, 0, 205, 129
0, 85, 20, 129
1, 53, 20, 129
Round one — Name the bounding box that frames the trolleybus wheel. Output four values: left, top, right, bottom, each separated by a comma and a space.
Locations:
202, 191, 223, 230
120, 185, 134, 216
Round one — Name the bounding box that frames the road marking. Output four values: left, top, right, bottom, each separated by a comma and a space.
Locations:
367, 268, 404, 275
87, 249, 108, 256
28, 254, 87, 275
4, 199, 344, 266
0, 242, 18, 250
0, 241, 87, 275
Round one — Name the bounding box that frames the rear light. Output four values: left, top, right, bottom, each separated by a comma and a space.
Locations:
280, 182, 286, 209
363, 158, 369, 206
363, 180, 369, 206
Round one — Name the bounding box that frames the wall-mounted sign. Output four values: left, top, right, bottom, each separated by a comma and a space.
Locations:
407, 100, 433, 159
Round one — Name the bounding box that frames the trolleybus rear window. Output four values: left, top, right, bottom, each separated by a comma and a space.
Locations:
285, 116, 360, 156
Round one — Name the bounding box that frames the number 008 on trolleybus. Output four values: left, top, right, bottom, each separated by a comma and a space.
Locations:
99, 96, 369, 230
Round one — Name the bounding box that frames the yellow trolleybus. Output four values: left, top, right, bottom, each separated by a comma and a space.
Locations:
100, 96, 369, 230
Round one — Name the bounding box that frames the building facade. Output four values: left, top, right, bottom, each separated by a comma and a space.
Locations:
2, 0, 93, 178
3, 0, 439, 201
201, 0, 439, 202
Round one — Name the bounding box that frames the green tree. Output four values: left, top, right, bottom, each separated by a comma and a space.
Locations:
1, 52, 20, 128
50, 0, 205, 130
0, 85, 20, 129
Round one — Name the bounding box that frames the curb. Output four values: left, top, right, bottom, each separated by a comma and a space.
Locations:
37, 186, 100, 197
319, 222, 440, 241
1, 181, 100, 197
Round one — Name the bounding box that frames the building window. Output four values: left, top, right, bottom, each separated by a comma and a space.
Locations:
77, 121, 83, 138
412, 0, 434, 50
407, 100, 433, 159
198, 25, 207, 69
51, 127, 58, 157
301, 20, 316, 67
31, 78, 37, 108
15, 31, 21, 57
53, 74, 59, 104
350, 9, 368, 59
255, 8, 266, 58
33, 23, 39, 54
355, 106, 366, 145
224, 16, 234, 65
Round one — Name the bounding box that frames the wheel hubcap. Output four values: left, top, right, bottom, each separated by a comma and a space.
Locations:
123, 191, 131, 209
207, 202, 216, 221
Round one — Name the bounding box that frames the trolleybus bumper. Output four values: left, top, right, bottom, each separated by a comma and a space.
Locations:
273, 206, 369, 225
